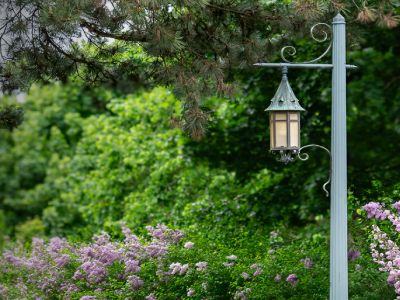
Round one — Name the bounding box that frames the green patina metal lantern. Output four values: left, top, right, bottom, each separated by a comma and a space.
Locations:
266, 67, 305, 152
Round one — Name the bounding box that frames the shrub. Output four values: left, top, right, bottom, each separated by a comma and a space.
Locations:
0, 223, 331, 300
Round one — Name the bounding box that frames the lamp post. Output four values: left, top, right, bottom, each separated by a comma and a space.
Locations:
255, 14, 357, 300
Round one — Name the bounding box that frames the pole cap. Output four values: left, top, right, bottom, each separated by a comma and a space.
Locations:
333, 13, 345, 24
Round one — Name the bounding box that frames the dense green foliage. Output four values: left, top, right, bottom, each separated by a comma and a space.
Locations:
0, 76, 398, 298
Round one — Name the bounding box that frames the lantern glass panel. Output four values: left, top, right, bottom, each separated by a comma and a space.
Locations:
289, 112, 298, 121
275, 120, 288, 147
275, 113, 287, 120
290, 121, 299, 147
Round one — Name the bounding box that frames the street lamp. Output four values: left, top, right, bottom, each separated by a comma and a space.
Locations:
255, 14, 357, 300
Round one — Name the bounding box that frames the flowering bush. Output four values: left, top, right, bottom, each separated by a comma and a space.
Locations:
363, 200, 400, 297
0, 224, 328, 299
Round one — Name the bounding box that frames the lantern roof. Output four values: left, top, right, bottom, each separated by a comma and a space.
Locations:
265, 67, 305, 112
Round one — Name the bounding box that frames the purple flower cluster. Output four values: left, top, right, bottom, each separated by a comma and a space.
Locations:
363, 201, 400, 296
286, 274, 299, 286
348, 249, 361, 261
393, 201, 400, 213
234, 288, 251, 300
0, 223, 184, 299
2, 236, 73, 296
195, 261, 208, 272
250, 263, 263, 277
362, 202, 388, 220
169, 262, 189, 275
301, 257, 313, 269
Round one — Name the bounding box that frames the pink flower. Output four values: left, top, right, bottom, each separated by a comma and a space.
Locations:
286, 274, 298, 286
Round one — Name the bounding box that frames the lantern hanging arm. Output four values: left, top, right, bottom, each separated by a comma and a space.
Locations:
254, 22, 357, 70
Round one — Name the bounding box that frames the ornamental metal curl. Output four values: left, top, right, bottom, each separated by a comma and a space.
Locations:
297, 144, 331, 197
280, 23, 332, 64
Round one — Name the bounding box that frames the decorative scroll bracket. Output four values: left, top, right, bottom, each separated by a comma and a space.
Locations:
297, 144, 331, 197
280, 23, 332, 64
274, 144, 331, 197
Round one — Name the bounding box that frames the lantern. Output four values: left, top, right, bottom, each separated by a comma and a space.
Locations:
266, 67, 305, 154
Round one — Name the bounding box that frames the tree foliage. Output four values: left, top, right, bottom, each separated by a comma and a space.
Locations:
0, 0, 399, 136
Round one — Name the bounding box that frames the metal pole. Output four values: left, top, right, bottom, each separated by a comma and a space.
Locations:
330, 13, 348, 300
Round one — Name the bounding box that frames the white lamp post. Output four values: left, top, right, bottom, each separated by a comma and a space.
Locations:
255, 14, 357, 300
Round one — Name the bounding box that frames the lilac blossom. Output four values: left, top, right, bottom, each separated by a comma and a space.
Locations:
301, 257, 313, 268
241, 272, 250, 280
393, 201, 400, 214
364, 202, 400, 297
145, 294, 157, 300
184, 242, 194, 249
274, 274, 282, 282
348, 249, 361, 261
250, 263, 263, 276
362, 202, 388, 220
55, 254, 70, 268
127, 275, 144, 290
253, 268, 263, 277
125, 259, 141, 273
146, 224, 184, 244
80, 261, 107, 284
226, 255, 237, 260
145, 241, 168, 258
286, 274, 299, 286
169, 262, 189, 275
234, 288, 251, 300
369, 224, 400, 294
80, 296, 96, 300
0, 285, 8, 296
195, 261, 208, 272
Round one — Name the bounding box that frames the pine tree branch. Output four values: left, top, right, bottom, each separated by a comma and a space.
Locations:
80, 19, 147, 42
